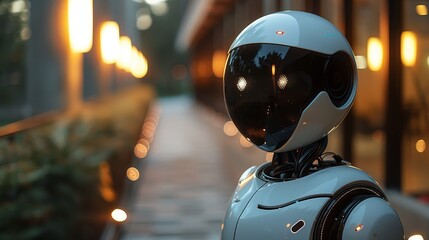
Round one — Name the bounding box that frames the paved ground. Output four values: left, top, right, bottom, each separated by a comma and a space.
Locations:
119, 96, 266, 240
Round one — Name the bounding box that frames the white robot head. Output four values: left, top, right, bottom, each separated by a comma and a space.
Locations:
224, 11, 357, 152
221, 11, 404, 240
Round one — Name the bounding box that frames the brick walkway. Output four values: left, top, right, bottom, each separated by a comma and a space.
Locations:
119, 96, 264, 240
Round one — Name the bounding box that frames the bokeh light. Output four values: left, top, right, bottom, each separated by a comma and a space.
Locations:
409, 235, 424, 240
265, 152, 274, 162
134, 143, 148, 158
367, 37, 383, 71
416, 139, 426, 153
416, 5, 428, 16
212, 50, 227, 78
239, 135, 253, 148
100, 21, 119, 64
223, 121, 238, 137
68, 0, 93, 53
111, 209, 127, 222
117, 36, 132, 70
401, 31, 417, 67
126, 167, 140, 181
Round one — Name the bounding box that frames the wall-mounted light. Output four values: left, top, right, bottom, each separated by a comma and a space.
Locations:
137, 52, 149, 78
131, 48, 148, 78
416, 5, 428, 16
212, 50, 227, 78
367, 37, 383, 71
401, 31, 417, 67
68, 0, 93, 53
100, 21, 119, 64
116, 36, 132, 70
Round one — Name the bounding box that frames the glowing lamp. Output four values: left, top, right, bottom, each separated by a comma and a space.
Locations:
100, 21, 119, 64
68, 0, 93, 53
116, 36, 132, 70
129, 46, 139, 74
212, 50, 227, 78
401, 31, 417, 67
408, 235, 424, 240
416, 5, 428, 16
111, 209, 127, 222
138, 52, 149, 78
131, 49, 148, 79
367, 37, 383, 71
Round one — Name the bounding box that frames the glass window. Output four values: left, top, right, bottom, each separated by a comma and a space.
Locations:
402, 0, 429, 195
0, 0, 31, 126
0, 0, 69, 129
349, 0, 387, 185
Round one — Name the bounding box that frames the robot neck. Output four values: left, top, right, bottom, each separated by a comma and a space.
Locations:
261, 136, 348, 181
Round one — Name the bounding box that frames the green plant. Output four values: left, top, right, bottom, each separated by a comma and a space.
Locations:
0, 117, 116, 240
0, 85, 154, 239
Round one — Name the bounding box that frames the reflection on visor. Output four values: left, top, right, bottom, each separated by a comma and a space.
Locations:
224, 44, 330, 151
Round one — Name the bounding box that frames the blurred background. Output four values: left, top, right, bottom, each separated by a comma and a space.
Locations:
0, 0, 428, 239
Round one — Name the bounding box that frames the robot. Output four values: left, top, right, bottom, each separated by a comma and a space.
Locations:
221, 11, 404, 240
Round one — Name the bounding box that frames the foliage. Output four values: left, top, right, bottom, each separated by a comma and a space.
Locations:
0, 86, 154, 239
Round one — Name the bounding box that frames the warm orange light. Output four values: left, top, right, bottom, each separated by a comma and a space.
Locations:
416, 5, 428, 16
355, 224, 364, 232
117, 36, 132, 70
130, 46, 139, 76
401, 31, 417, 67
131, 50, 148, 78
265, 152, 274, 162
126, 167, 140, 181
100, 21, 119, 64
416, 139, 426, 153
99, 162, 116, 202
68, 0, 93, 53
239, 135, 253, 148
111, 209, 127, 222
138, 138, 150, 150
134, 143, 148, 158
367, 37, 383, 71
139, 53, 149, 78
212, 50, 227, 78
408, 235, 424, 240
223, 121, 238, 137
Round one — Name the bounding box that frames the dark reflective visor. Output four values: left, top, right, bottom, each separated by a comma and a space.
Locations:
224, 43, 353, 151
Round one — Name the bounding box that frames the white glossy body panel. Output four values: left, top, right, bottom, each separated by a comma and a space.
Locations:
230, 11, 352, 56
342, 197, 405, 240
221, 164, 403, 240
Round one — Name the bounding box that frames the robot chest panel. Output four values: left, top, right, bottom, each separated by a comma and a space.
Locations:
234, 197, 329, 240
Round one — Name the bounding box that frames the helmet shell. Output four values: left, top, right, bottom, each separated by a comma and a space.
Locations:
224, 11, 357, 152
